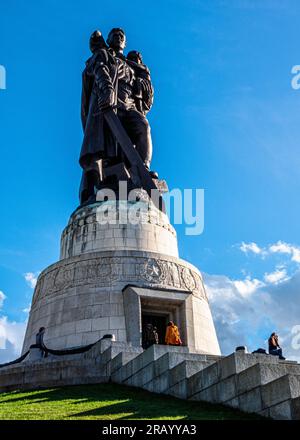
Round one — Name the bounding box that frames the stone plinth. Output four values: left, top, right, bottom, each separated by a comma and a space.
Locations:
60, 201, 178, 259
22, 200, 220, 356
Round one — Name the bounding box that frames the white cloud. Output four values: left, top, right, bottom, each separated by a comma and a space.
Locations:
204, 270, 300, 361
0, 289, 28, 364
238, 240, 300, 266
22, 305, 31, 314
233, 277, 264, 296
24, 272, 39, 289
269, 241, 300, 263
240, 242, 264, 255
0, 291, 5, 309
269, 241, 293, 254
0, 316, 27, 364
264, 268, 289, 285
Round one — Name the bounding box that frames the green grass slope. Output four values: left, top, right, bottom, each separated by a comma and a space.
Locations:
0, 383, 263, 420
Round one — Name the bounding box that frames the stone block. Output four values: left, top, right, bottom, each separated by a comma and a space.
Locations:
268, 400, 292, 420
117, 329, 127, 341
113, 229, 125, 238
169, 360, 207, 388
262, 374, 300, 408
291, 396, 300, 420
110, 351, 138, 375
154, 353, 202, 379
75, 293, 94, 307
238, 387, 263, 413
60, 321, 76, 336
191, 383, 219, 403
91, 317, 109, 331
121, 359, 134, 382
62, 308, 82, 323
130, 351, 147, 376
129, 362, 155, 387
187, 361, 220, 398
216, 376, 237, 402
102, 303, 123, 317
84, 304, 103, 319
125, 238, 137, 248
82, 331, 101, 345
236, 363, 265, 395
66, 333, 83, 347
167, 380, 188, 399
63, 296, 78, 310
114, 237, 125, 246
43, 335, 67, 350
0, 366, 25, 391
153, 371, 171, 393
225, 397, 239, 409
237, 363, 300, 396
109, 316, 126, 330
91, 292, 110, 305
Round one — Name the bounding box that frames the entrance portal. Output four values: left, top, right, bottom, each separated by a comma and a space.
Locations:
142, 313, 168, 345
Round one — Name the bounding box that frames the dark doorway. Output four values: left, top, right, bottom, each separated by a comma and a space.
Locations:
142, 313, 168, 345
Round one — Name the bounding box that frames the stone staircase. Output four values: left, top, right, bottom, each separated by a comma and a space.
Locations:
0, 340, 299, 419
106, 343, 300, 419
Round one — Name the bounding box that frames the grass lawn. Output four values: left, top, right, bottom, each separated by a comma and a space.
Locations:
0, 383, 263, 420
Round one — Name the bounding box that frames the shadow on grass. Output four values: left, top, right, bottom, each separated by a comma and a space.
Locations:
0, 383, 263, 420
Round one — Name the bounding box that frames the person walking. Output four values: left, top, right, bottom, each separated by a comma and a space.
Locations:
165, 321, 182, 346
268, 332, 286, 360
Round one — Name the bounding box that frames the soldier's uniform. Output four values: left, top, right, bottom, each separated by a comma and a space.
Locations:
79, 47, 154, 204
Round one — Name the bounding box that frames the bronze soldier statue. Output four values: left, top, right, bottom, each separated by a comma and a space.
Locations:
79, 28, 156, 205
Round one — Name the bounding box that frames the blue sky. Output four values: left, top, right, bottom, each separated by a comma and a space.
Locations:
1, 0, 300, 361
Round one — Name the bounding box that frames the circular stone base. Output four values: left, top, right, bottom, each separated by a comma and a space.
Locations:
22, 250, 220, 356
60, 201, 178, 260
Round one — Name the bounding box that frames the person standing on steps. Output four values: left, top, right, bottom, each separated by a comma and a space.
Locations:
143, 323, 159, 349
165, 321, 182, 346
153, 326, 159, 345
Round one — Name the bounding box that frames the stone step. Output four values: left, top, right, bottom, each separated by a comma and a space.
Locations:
167, 360, 213, 399
129, 351, 216, 392
187, 350, 291, 400
84, 339, 134, 362
260, 395, 300, 420
110, 349, 143, 379
261, 374, 300, 409
186, 359, 300, 419
116, 344, 190, 385
213, 362, 300, 414
237, 362, 300, 397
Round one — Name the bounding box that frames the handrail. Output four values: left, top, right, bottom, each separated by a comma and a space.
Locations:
0, 337, 105, 369
40, 340, 99, 356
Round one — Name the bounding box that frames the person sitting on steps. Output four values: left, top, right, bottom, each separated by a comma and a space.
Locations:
268, 332, 286, 360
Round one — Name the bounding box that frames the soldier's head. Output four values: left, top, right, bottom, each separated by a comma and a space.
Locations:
127, 50, 143, 64
107, 28, 126, 53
